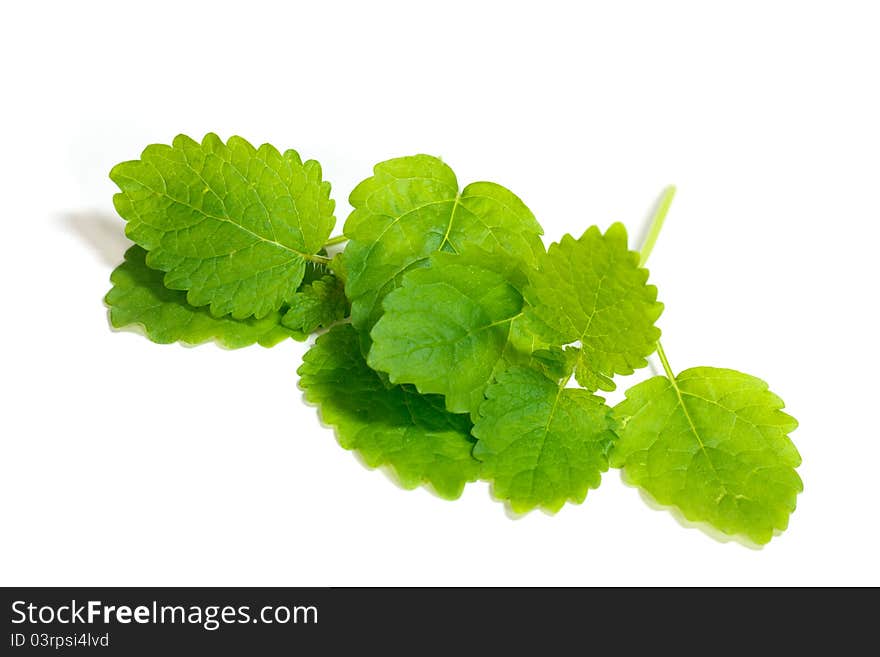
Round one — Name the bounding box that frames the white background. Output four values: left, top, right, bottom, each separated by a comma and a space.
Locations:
1, 0, 877, 586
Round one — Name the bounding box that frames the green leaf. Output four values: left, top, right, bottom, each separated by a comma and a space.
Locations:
282, 275, 349, 333
473, 367, 617, 513
525, 223, 663, 391
529, 346, 580, 382
611, 367, 802, 544
110, 133, 335, 319
105, 246, 303, 348
298, 324, 480, 500
343, 154, 544, 338
368, 251, 526, 415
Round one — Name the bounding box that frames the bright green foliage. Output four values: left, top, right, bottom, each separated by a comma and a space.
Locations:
525, 223, 663, 392
104, 139, 802, 545
529, 346, 579, 381
368, 251, 526, 415
473, 367, 616, 513
611, 367, 802, 544
282, 275, 348, 333
106, 246, 303, 347
110, 133, 335, 319
298, 324, 480, 499
343, 154, 544, 337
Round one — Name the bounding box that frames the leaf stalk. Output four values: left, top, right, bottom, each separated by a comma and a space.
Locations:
638, 185, 676, 268
639, 185, 677, 382
323, 234, 348, 248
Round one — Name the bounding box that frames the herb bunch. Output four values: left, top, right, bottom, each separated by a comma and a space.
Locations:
105, 134, 801, 545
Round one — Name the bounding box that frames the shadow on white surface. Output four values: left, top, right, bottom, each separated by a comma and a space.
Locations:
58, 210, 131, 266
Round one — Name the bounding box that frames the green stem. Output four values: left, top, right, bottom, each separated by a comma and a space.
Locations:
305, 253, 333, 266
639, 185, 676, 267
306, 233, 347, 266
323, 234, 348, 247
655, 341, 676, 382
639, 186, 678, 383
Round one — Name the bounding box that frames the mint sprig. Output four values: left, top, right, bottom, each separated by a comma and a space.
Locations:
104, 134, 801, 545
